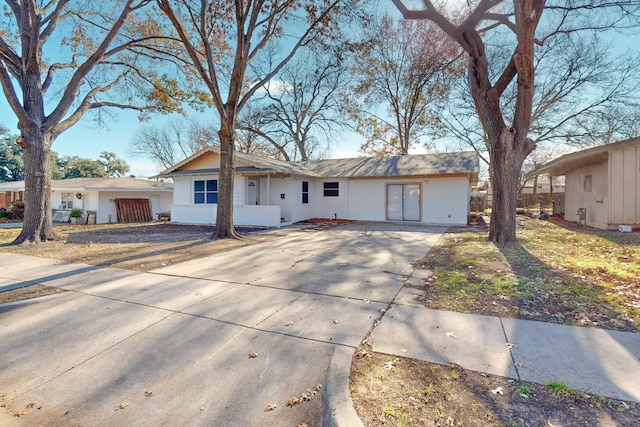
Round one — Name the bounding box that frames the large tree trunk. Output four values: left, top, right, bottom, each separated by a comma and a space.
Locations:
13, 131, 57, 244
487, 128, 530, 243
214, 113, 241, 239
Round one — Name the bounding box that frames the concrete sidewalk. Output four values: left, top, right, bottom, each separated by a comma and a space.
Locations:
0, 222, 22, 229
2, 220, 638, 427
370, 303, 640, 403
0, 223, 444, 426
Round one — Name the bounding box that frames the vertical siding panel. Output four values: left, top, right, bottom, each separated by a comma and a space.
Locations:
623, 148, 637, 224
610, 151, 625, 224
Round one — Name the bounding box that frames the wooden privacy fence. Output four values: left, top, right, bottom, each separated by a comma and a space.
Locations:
114, 198, 152, 223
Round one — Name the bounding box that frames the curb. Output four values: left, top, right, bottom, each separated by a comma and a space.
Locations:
322, 346, 364, 427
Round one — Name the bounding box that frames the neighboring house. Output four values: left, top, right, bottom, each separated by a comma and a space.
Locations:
154, 146, 479, 227
0, 190, 13, 210
520, 176, 565, 195
528, 137, 640, 229
0, 177, 173, 224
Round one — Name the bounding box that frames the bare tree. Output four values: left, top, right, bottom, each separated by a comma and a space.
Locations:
346, 13, 462, 156
157, 0, 360, 238
238, 48, 351, 162
442, 27, 640, 170
392, 0, 640, 243
0, 1, 179, 243
128, 118, 215, 170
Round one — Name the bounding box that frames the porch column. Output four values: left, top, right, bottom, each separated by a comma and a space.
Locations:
267, 174, 271, 205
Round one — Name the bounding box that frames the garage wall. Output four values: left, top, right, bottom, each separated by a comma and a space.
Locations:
565, 162, 608, 229
289, 176, 317, 223
609, 145, 640, 226
261, 176, 293, 222
313, 179, 349, 219
422, 176, 469, 225
347, 179, 389, 221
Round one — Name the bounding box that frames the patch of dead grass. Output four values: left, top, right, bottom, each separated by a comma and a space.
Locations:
351, 345, 640, 427
414, 218, 639, 331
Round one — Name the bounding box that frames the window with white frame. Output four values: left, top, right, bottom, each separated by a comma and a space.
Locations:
61, 192, 74, 209
194, 179, 218, 204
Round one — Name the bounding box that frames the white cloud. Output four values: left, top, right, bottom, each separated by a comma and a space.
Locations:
251, 79, 293, 96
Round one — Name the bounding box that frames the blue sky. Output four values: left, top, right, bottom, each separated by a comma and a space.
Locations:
0, 100, 369, 178
1, 1, 638, 178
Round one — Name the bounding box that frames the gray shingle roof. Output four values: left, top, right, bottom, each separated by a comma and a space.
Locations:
154, 146, 320, 178
305, 151, 479, 178
0, 177, 172, 192
153, 145, 479, 180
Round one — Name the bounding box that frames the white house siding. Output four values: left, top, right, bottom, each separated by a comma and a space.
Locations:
565, 162, 609, 229
422, 176, 470, 225
609, 146, 640, 226
234, 177, 244, 207
290, 176, 317, 223
261, 176, 293, 222
171, 175, 280, 226
313, 179, 349, 219
348, 180, 387, 221
173, 177, 192, 205
170, 174, 472, 226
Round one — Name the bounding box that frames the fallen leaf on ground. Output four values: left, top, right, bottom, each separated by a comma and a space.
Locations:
248, 352, 258, 358
115, 402, 129, 411
356, 348, 370, 358
284, 321, 294, 326
506, 343, 516, 349
287, 383, 323, 407
144, 390, 153, 397
264, 403, 277, 411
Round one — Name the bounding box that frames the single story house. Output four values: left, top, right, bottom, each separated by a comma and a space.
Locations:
0, 177, 173, 224
154, 146, 479, 227
528, 137, 640, 229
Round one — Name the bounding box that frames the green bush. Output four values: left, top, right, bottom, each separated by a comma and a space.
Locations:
70, 208, 83, 218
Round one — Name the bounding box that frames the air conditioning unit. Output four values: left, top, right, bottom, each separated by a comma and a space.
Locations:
619, 225, 632, 232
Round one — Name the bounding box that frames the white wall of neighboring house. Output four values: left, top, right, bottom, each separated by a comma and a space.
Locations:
565, 162, 609, 229
422, 176, 470, 225
51, 189, 172, 224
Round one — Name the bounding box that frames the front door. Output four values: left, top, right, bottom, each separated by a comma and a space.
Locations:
387, 184, 420, 221
247, 180, 259, 205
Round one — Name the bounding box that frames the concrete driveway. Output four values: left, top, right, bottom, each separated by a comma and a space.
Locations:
0, 222, 443, 426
